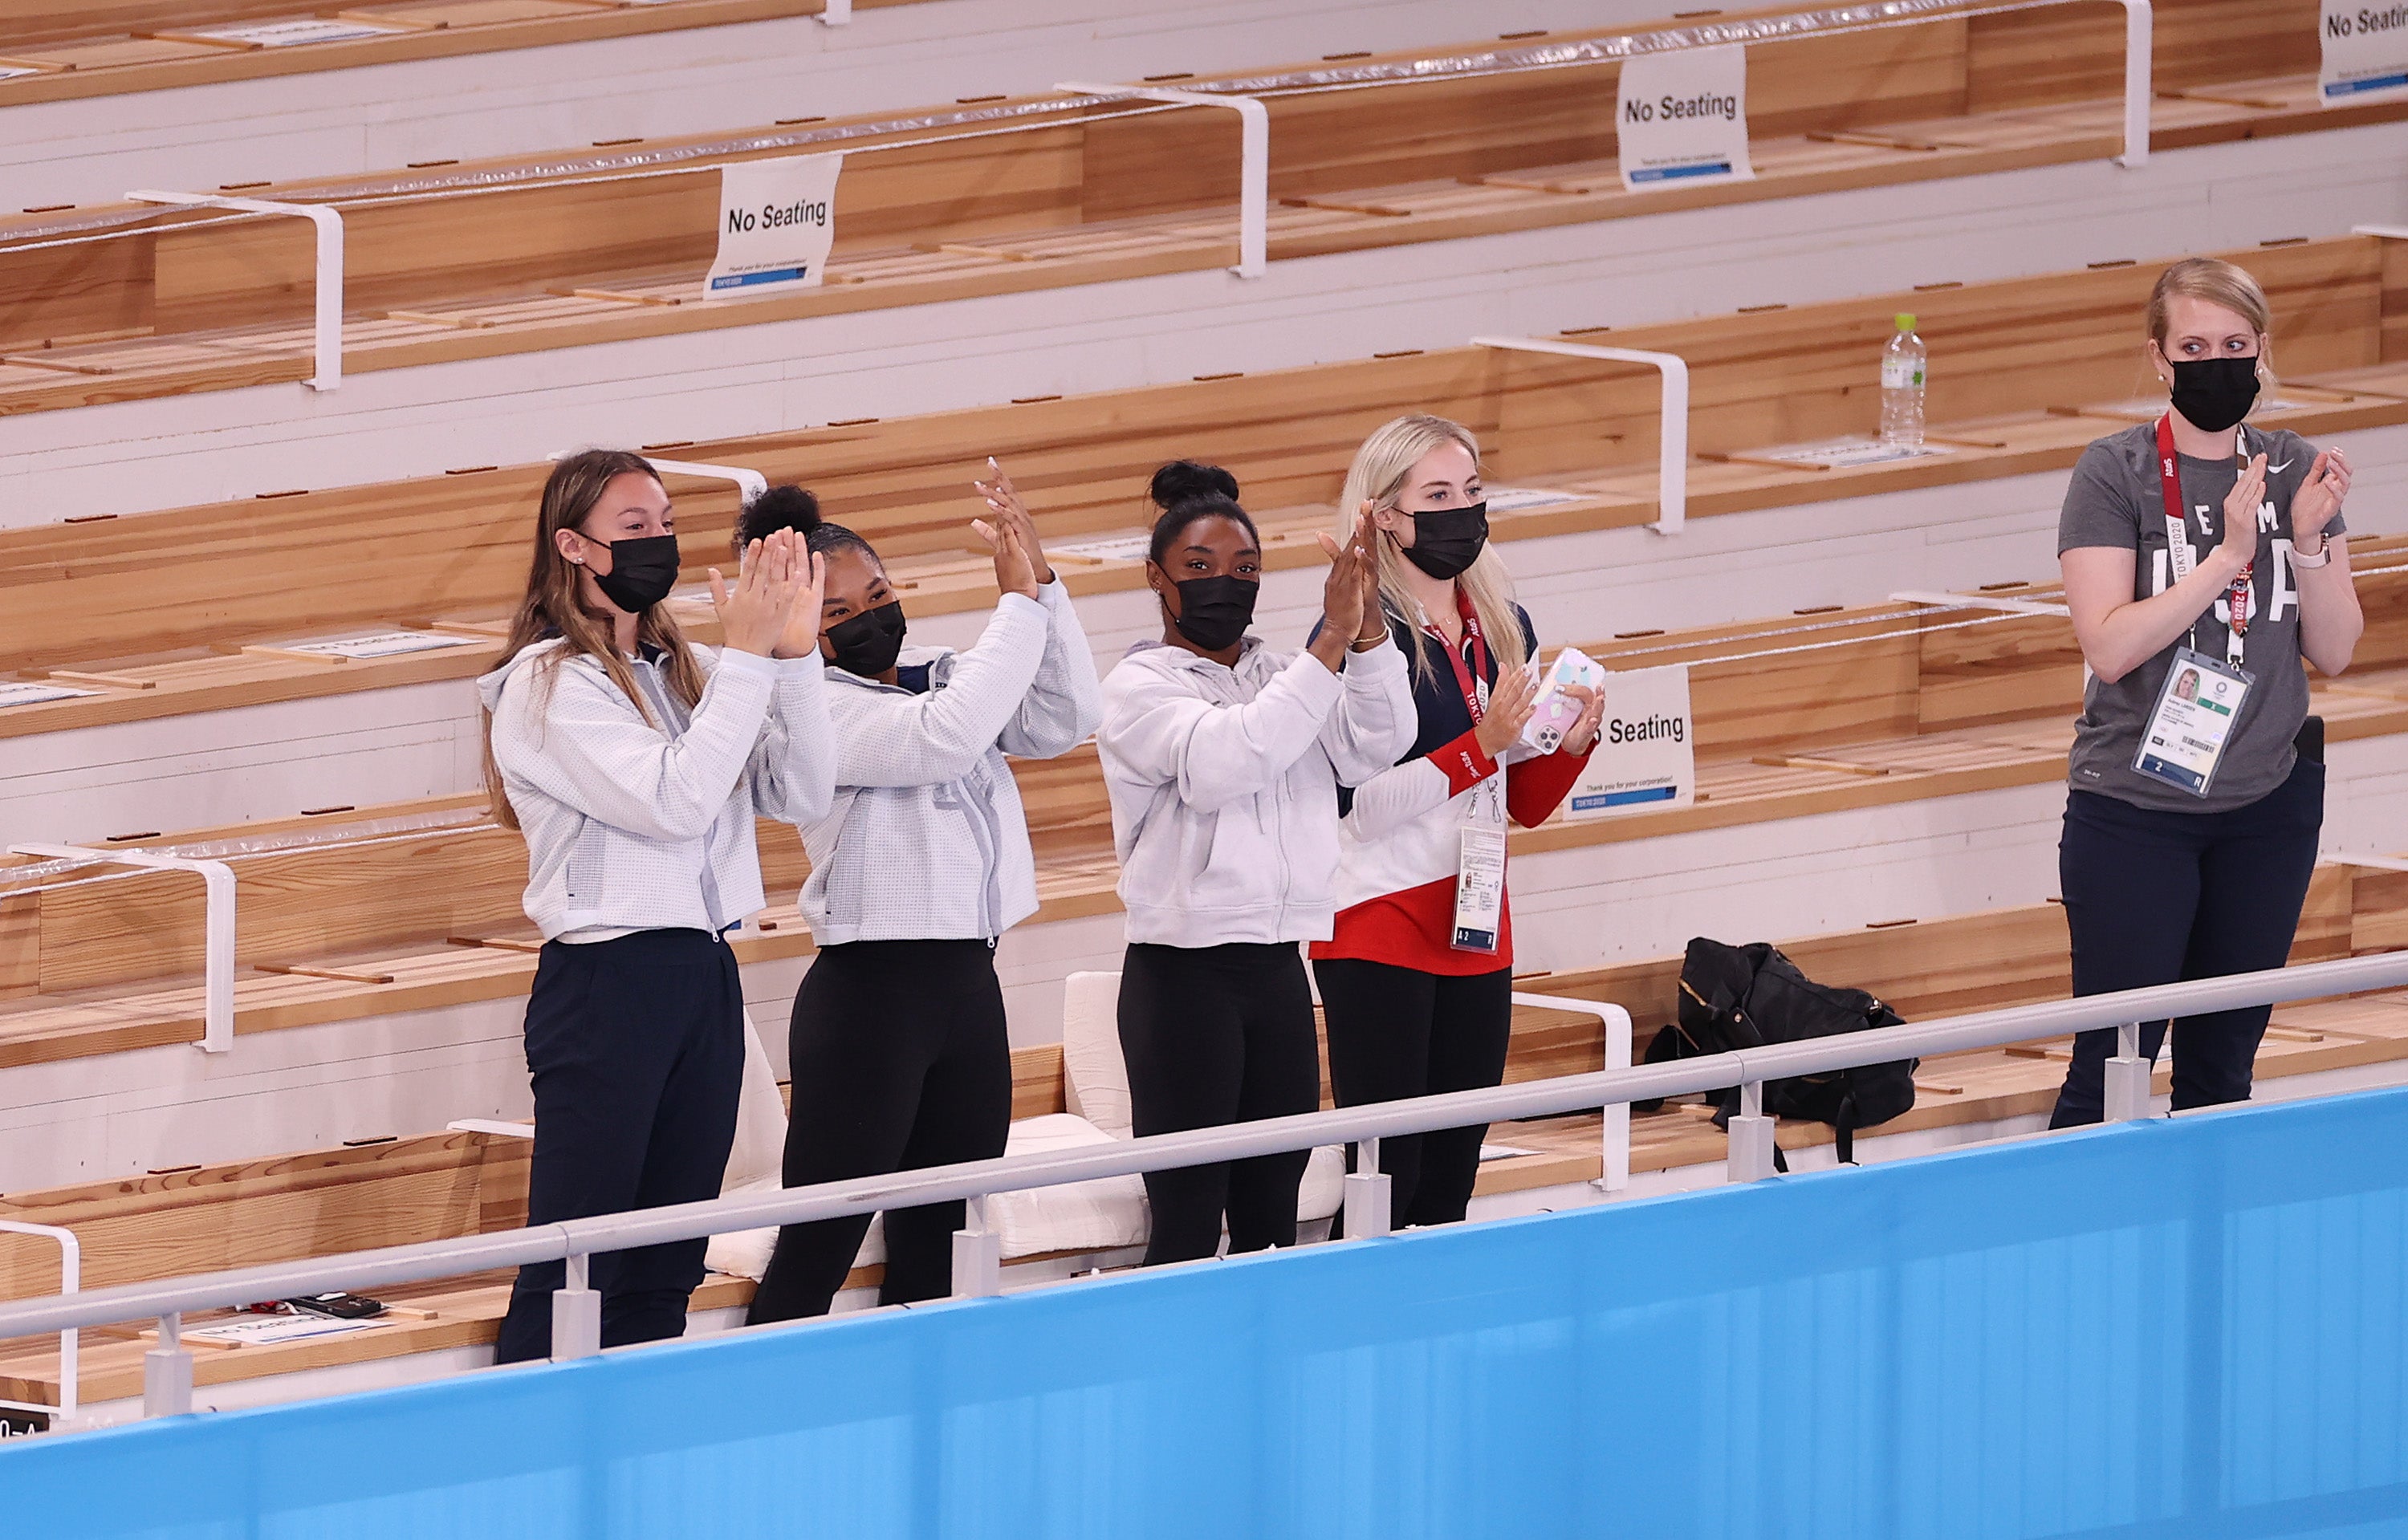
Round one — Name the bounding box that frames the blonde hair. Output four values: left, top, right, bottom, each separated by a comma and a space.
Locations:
2147, 257, 2276, 392
480, 449, 707, 831
1339, 414, 1528, 683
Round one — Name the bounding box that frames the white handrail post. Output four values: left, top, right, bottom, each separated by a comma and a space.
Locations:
1602, 1006, 1632, 1192
1726, 1080, 1779, 1183
125, 191, 344, 390
950, 1194, 1002, 1298
1511, 994, 1633, 1193
0, 1221, 79, 1430
1472, 336, 1689, 534
8, 844, 236, 1054
1344, 1136, 1392, 1237
1056, 82, 1268, 278
143, 1312, 192, 1418
551, 1247, 601, 1361
2115, 0, 2153, 169
816, 0, 850, 22
2103, 1020, 2154, 1121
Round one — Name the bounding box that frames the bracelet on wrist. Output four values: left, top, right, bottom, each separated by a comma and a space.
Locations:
2292, 535, 2333, 569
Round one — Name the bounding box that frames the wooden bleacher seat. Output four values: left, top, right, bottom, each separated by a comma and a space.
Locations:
11, 868, 2408, 1416
0, 0, 2366, 418
0, 0, 863, 104
11, 534, 2408, 1080
7, 231, 2405, 752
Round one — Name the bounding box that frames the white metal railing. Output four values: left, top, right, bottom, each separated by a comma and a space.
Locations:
1055, 82, 1268, 278
6, 950, 2405, 1423
123, 192, 344, 391
6, 844, 235, 1054
0, 1222, 77, 1431
566, 452, 768, 506
1473, 336, 1690, 534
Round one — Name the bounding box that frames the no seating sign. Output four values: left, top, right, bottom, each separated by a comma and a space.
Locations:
2322, 1, 2408, 103
706, 152, 845, 299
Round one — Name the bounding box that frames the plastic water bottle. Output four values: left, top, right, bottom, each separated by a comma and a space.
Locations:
1880, 312, 1926, 451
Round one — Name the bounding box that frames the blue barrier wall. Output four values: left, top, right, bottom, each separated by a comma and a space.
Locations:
9, 1088, 2408, 1538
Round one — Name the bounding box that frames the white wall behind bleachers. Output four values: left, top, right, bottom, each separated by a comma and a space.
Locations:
8, 122, 2408, 526
0, 0, 1685, 211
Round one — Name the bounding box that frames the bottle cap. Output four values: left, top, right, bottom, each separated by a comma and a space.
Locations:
1896, 312, 1916, 331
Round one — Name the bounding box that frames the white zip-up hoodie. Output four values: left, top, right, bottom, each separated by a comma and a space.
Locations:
1097, 635, 1414, 946
479, 640, 834, 940
797, 580, 1103, 944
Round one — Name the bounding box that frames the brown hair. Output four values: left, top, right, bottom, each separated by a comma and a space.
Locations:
2147, 257, 2276, 386
480, 449, 708, 829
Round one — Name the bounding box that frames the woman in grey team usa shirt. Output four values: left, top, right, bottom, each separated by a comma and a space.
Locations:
2052, 258, 2361, 1125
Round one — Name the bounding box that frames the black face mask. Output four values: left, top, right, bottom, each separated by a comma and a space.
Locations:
1168, 575, 1258, 652
2166, 356, 2261, 435
823, 599, 908, 677
1399, 503, 1489, 581
586, 533, 681, 614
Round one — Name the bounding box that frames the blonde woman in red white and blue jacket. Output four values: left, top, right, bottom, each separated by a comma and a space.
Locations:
1310, 415, 1607, 1233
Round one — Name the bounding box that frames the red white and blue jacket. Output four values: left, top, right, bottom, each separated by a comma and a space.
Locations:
1312, 598, 1591, 975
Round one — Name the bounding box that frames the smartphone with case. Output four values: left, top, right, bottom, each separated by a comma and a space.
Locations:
1521, 648, 1606, 754
286, 1291, 385, 1320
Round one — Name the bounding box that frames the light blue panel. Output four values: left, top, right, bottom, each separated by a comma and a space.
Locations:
10, 1088, 2408, 1538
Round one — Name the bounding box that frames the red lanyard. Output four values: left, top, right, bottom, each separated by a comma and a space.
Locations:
2155, 412, 2251, 644
1426, 589, 1491, 725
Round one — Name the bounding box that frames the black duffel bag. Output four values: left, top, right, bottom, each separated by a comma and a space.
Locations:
1637, 937, 1916, 1167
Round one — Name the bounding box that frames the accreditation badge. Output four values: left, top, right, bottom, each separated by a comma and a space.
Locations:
1450, 775, 1507, 954
2133, 646, 2253, 798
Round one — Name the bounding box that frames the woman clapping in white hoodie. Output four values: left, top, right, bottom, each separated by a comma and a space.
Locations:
478, 449, 832, 1363
741, 469, 1103, 1323
1096, 461, 1415, 1265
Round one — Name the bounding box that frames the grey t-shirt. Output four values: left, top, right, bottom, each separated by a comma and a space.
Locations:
2059, 421, 2340, 814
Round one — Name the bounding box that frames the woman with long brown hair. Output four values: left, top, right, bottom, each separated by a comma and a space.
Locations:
478, 449, 833, 1362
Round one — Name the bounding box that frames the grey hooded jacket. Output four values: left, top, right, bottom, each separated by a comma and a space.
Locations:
479, 640, 834, 940
796, 579, 1103, 944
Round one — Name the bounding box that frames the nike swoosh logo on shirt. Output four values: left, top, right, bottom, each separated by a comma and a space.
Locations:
2267, 461, 2292, 473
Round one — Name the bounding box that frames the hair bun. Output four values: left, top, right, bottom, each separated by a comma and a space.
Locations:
746, 484, 823, 533
1149, 460, 1241, 511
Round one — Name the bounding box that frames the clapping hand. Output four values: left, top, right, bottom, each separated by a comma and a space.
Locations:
1315, 505, 1385, 646
972, 503, 1042, 600
1474, 665, 1540, 758
2214, 453, 2267, 577
1557, 683, 1607, 755
712, 530, 817, 658
2293, 445, 2351, 546
974, 458, 1056, 586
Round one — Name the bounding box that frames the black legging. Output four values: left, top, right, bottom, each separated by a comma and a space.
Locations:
746, 939, 1012, 1323
494, 928, 743, 1364
1117, 941, 1320, 1264
2051, 757, 2324, 1127
1312, 958, 1513, 1230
